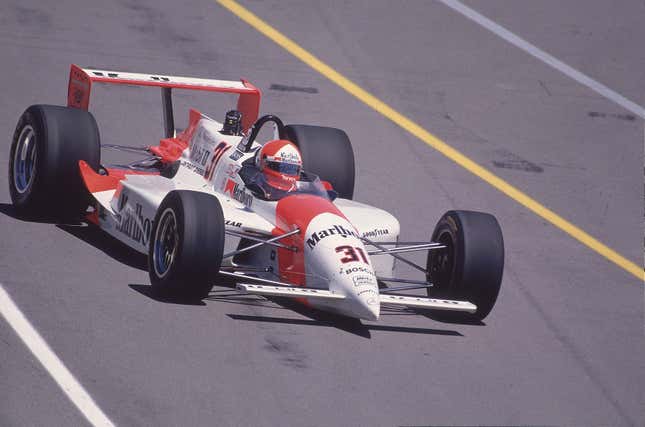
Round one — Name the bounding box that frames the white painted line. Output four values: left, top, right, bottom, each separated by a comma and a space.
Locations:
0, 285, 115, 427
440, 0, 645, 120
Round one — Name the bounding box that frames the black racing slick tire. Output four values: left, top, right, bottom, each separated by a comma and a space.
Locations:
148, 190, 225, 300
426, 210, 504, 320
9, 105, 101, 220
284, 124, 355, 199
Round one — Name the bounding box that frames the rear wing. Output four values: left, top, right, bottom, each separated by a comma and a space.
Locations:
67, 64, 261, 135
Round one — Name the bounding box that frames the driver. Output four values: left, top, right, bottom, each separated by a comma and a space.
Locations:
255, 139, 303, 194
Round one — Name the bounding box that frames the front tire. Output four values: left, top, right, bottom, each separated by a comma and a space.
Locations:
284, 124, 355, 199
148, 191, 225, 299
426, 210, 504, 320
9, 105, 101, 220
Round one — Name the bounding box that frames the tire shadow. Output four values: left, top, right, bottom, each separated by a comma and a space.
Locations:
0, 202, 148, 271
418, 310, 486, 326
56, 224, 148, 271
228, 297, 463, 339
0, 202, 81, 225
380, 295, 486, 325
129, 284, 206, 306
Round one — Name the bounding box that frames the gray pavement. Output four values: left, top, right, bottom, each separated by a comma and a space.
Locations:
0, 1, 643, 426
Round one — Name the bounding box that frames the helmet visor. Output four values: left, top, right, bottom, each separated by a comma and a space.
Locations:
266, 160, 300, 176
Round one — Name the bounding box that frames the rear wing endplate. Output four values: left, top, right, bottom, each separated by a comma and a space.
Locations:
67, 64, 261, 134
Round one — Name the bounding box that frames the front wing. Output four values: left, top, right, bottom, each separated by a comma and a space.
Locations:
235, 282, 476, 313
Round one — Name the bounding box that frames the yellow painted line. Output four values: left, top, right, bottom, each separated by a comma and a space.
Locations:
217, 0, 644, 282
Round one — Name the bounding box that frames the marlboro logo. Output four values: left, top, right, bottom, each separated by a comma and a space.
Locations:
306, 224, 359, 249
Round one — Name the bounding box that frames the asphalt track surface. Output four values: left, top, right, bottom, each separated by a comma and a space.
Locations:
0, 1, 643, 426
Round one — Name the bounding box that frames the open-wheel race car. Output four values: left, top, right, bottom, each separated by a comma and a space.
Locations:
9, 65, 504, 321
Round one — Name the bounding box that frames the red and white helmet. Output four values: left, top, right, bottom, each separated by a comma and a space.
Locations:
256, 140, 303, 191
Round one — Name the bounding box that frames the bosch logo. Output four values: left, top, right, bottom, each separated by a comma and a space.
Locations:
342, 266, 374, 276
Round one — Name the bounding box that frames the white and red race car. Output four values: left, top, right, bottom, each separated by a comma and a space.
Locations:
9, 65, 504, 321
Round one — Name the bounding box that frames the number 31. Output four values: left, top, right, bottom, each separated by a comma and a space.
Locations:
335, 245, 369, 264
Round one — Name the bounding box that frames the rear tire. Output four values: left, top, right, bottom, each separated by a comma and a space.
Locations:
148, 191, 225, 300
8, 105, 101, 220
284, 124, 355, 199
426, 210, 504, 320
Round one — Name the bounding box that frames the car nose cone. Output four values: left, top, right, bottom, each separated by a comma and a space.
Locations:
355, 292, 380, 321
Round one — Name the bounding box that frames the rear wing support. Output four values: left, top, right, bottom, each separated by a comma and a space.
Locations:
161, 87, 174, 138
67, 64, 261, 134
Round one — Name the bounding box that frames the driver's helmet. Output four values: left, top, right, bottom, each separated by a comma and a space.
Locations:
256, 140, 303, 191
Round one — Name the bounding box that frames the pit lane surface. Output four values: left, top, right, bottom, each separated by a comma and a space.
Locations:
0, 1, 643, 426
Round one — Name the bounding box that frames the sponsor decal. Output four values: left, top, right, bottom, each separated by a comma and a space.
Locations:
70, 77, 89, 89
224, 179, 253, 208
116, 202, 152, 246
225, 164, 240, 178
335, 245, 369, 264
184, 129, 231, 178
73, 88, 83, 105
357, 289, 378, 304
224, 219, 242, 228
229, 150, 244, 161
91, 71, 170, 82
91, 71, 119, 78
352, 275, 375, 287
68, 74, 90, 108
150, 76, 170, 82
340, 266, 375, 276
190, 143, 211, 167
205, 142, 231, 181
362, 228, 390, 238
266, 144, 302, 165
196, 127, 217, 147
277, 150, 300, 164
180, 159, 205, 176
306, 224, 359, 249
223, 179, 235, 194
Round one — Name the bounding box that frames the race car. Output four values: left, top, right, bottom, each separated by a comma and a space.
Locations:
8, 64, 504, 321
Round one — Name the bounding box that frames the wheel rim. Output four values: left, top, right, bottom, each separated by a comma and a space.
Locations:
13, 125, 37, 194
153, 208, 179, 278
429, 231, 455, 291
